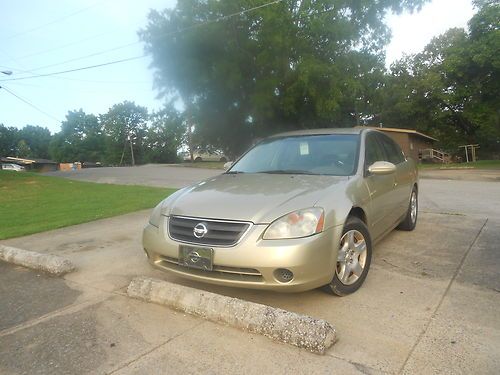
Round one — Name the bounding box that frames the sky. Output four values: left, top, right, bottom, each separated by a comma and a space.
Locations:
0, 0, 475, 134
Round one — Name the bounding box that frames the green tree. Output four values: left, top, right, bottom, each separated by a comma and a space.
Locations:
49, 110, 104, 162
16, 139, 31, 158
16, 125, 52, 159
145, 105, 186, 163
0, 124, 19, 157
140, 0, 427, 155
379, 0, 500, 155
101, 101, 148, 165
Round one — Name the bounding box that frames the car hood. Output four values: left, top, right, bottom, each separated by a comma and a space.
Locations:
166, 173, 347, 224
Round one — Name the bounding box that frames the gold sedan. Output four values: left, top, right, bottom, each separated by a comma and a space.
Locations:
143, 128, 418, 295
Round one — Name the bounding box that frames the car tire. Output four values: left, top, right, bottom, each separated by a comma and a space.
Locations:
220, 157, 227, 162
322, 217, 372, 296
194, 157, 202, 162
397, 187, 418, 231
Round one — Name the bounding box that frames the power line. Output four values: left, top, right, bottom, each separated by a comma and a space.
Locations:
0, 64, 40, 76
12, 17, 149, 62
16, 31, 112, 60
27, 41, 140, 73
0, 85, 61, 122
0, 46, 31, 72
0, 62, 149, 84
0, 55, 145, 82
6, 0, 284, 76
140, 0, 286, 44
0, 1, 285, 127
3, 0, 110, 41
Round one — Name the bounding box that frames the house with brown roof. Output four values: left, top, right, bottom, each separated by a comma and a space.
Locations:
0, 157, 58, 172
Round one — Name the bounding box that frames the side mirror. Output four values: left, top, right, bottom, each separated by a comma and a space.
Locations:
223, 161, 233, 170
368, 161, 396, 175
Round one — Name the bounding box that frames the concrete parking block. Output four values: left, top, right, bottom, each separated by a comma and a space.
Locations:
127, 276, 337, 354
0, 245, 75, 276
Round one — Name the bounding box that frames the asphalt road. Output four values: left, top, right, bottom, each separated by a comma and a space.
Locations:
45, 165, 221, 189
1, 168, 498, 374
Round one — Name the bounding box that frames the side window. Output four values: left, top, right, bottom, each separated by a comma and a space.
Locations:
392, 140, 405, 163
364, 133, 385, 168
378, 134, 405, 164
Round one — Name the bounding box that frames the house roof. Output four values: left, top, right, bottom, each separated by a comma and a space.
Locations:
2, 156, 57, 164
362, 127, 438, 142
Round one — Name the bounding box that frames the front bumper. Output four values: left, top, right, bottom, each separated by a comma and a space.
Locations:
142, 217, 343, 292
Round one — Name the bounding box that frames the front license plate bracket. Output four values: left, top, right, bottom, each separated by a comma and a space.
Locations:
178, 245, 213, 271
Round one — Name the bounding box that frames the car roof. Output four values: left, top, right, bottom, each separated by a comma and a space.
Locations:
270, 127, 365, 138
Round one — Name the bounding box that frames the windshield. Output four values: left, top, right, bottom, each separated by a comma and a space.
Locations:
228, 134, 359, 176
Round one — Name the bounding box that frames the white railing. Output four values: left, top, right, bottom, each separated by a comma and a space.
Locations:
420, 149, 450, 163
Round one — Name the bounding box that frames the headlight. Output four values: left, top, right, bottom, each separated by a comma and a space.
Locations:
263, 208, 325, 240
149, 202, 164, 227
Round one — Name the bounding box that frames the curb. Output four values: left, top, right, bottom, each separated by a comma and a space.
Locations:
127, 276, 337, 354
0, 245, 76, 276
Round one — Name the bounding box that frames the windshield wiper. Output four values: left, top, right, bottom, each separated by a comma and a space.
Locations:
257, 169, 317, 175
225, 170, 245, 174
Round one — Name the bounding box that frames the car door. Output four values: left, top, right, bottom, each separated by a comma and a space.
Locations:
207, 150, 218, 162
377, 134, 412, 222
363, 132, 397, 240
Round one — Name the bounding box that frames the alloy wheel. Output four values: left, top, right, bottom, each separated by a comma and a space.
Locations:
336, 230, 368, 286
410, 191, 417, 224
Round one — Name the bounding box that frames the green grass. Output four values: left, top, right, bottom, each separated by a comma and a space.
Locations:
175, 161, 226, 169
418, 160, 500, 170
0, 171, 176, 240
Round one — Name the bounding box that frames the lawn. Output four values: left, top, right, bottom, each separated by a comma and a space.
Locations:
418, 160, 500, 170
0, 171, 175, 240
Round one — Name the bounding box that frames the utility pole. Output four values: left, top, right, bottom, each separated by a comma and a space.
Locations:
119, 139, 126, 166
186, 109, 194, 162
128, 133, 135, 166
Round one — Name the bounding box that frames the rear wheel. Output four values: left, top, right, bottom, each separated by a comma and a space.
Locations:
397, 187, 418, 231
194, 157, 202, 162
322, 217, 372, 296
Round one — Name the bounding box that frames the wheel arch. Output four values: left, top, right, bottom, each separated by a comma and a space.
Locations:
347, 206, 367, 225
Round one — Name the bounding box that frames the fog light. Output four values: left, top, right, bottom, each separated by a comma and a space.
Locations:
274, 268, 294, 283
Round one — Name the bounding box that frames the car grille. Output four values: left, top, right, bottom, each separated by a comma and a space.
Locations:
168, 216, 251, 247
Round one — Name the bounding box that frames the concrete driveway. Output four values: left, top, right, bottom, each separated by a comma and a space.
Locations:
1, 178, 499, 374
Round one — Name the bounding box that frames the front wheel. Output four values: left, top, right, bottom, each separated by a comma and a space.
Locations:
397, 187, 418, 231
322, 217, 372, 296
